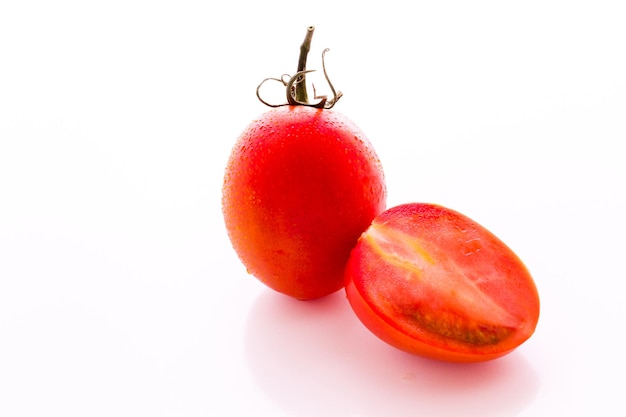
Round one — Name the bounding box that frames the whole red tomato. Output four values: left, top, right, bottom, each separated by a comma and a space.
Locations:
344, 203, 540, 362
223, 105, 386, 299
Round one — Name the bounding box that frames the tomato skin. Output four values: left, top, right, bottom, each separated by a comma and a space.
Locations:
344, 203, 540, 362
223, 106, 386, 300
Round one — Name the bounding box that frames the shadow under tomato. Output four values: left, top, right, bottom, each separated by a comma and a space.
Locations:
245, 289, 540, 417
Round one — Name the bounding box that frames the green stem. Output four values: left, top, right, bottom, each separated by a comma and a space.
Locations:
295, 26, 315, 103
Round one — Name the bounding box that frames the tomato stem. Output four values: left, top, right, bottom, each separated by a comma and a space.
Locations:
295, 26, 315, 103
255, 26, 342, 109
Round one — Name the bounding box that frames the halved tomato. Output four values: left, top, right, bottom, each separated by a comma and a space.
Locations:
344, 203, 540, 362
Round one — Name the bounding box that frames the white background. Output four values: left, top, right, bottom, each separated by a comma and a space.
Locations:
1, 1, 625, 416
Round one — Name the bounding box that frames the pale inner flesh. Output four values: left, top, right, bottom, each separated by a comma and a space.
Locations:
363, 223, 519, 345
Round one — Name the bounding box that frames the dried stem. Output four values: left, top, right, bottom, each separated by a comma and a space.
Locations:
295, 26, 315, 103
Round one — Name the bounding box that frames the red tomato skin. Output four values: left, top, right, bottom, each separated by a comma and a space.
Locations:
223, 106, 386, 300
344, 203, 540, 362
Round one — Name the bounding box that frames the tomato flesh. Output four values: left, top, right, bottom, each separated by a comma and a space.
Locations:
344, 203, 540, 362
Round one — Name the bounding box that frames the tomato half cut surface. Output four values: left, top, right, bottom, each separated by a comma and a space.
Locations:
344, 203, 540, 362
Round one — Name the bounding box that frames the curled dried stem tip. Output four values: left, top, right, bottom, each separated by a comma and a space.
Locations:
256, 27, 343, 109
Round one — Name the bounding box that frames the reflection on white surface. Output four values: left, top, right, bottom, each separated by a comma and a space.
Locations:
246, 290, 539, 417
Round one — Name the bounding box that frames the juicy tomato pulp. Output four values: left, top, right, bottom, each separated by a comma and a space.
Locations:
344, 203, 540, 362
223, 106, 386, 300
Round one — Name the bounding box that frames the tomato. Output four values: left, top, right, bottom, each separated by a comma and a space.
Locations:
344, 203, 540, 362
223, 105, 386, 300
